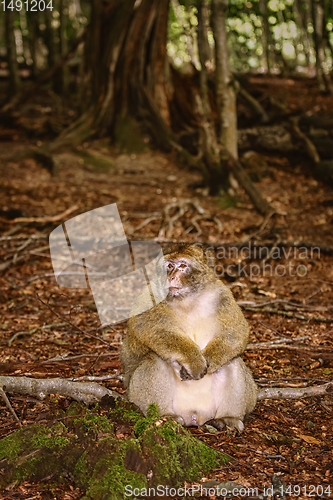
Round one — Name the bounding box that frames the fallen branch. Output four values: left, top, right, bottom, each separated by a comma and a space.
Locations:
0, 205, 79, 224
0, 244, 50, 272
221, 148, 275, 216
238, 299, 324, 311
238, 86, 270, 124
0, 234, 48, 242
1, 375, 332, 409
8, 322, 68, 346
247, 336, 309, 348
257, 381, 333, 401
0, 376, 122, 405
66, 374, 122, 382
290, 116, 320, 164
242, 306, 333, 323
41, 352, 118, 363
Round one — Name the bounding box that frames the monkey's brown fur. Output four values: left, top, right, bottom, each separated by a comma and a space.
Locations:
121, 244, 257, 431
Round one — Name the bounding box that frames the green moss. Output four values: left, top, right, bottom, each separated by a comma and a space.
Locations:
32, 435, 70, 449
133, 403, 161, 436
114, 116, 149, 153
83, 462, 146, 500
70, 404, 113, 435
73, 148, 115, 171
0, 424, 47, 462
146, 403, 159, 420
216, 192, 240, 209
0, 401, 230, 497
108, 399, 142, 425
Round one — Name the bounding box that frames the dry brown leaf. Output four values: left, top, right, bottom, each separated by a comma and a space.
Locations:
298, 434, 321, 445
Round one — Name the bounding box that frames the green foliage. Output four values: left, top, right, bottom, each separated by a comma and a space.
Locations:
167, 0, 332, 74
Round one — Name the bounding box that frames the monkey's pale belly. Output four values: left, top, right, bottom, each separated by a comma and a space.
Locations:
172, 370, 227, 426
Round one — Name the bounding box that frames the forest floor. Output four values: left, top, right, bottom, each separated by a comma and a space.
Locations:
0, 76, 333, 499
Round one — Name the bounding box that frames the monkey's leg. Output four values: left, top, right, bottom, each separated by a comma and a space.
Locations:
212, 357, 257, 432
127, 353, 177, 418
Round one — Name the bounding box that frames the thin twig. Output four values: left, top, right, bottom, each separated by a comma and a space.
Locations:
36, 295, 114, 346
0, 234, 48, 242
0, 205, 78, 224
249, 448, 287, 461
8, 323, 68, 346
66, 373, 122, 382
242, 306, 333, 323
0, 387, 22, 427
0, 245, 50, 272
257, 320, 281, 336
41, 353, 118, 363
247, 335, 309, 348
238, 298, 326, 311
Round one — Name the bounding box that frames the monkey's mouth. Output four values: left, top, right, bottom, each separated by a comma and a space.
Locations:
167, 287, 189, 298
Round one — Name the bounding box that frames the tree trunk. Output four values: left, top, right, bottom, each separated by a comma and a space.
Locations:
196, 0, 227, 193
211, 0, 238, 159
46, 0, 272, 215
293, 0, 312, 69
259, 0, 271, 73
44, 9, 62, 93
28, 11, 39, 78
59, 0, 69, 93
5, 8, 21, 96
312, 0, 333, 93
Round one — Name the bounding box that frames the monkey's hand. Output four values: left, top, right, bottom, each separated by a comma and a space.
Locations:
174, 352, 207, 380
202, 341, 235, 374
171, 352, 207, 380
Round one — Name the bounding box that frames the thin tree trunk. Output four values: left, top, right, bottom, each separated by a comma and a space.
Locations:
211, 0, 238, 159
5, 8, 21, 96
312, 0, 333, 92
28, 11, 39, 78
259, 0, 271, 73
148, 0, 171, 125
59, 0, 69, 93
196, 0, 227, 193
293, 0, 312, 68
44, 9, 62, 93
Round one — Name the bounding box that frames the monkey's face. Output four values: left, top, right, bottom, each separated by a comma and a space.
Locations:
165, 258, 192, 297
164, 255, 211, 299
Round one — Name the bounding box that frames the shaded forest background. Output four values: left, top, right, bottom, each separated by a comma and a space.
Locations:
1, 0, 333, 197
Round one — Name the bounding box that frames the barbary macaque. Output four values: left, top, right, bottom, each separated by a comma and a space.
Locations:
121, 244, 257, 431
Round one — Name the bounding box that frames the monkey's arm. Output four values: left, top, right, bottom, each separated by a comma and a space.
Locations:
127, 312, 207, 380
202, 293, 249, 373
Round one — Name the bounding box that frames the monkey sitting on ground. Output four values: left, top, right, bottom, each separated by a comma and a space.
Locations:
121, 244, 257, 431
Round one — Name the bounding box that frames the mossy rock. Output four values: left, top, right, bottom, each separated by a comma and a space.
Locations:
0, 402, 230, 499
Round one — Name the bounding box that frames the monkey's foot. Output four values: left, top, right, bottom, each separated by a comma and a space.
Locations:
207, 417, 244, 432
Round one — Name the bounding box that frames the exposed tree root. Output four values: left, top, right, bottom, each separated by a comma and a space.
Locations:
0, 400, 227, 497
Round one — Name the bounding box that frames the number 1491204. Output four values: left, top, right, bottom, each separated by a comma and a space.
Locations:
1, 0, 53, 11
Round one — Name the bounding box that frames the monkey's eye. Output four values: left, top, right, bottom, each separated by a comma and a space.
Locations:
166, 263, 173, 270
179, 263, 187, 269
